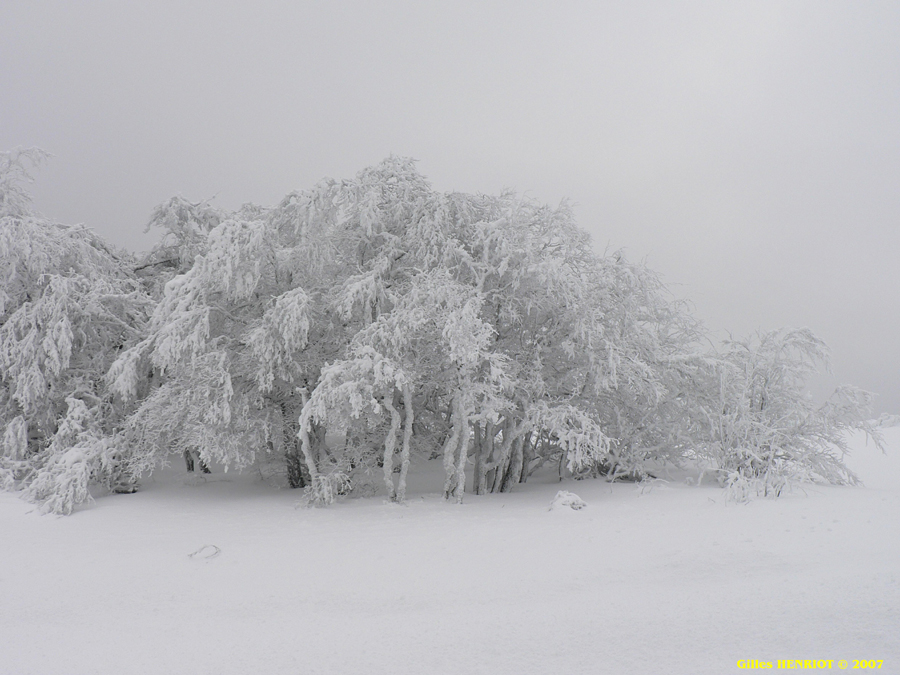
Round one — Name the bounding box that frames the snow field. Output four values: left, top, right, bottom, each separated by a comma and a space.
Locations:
1, 428, 897, 675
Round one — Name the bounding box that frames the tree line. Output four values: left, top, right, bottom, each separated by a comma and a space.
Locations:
0, 149, 881, 513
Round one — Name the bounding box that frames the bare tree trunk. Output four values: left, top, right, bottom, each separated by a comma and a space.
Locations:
442, 393, 464, 500
471, 422, 484, 495
558, 447, 566, 481
382, 390, 402, 500
473, 421, 496, 495
453, 417, 469, 504
397, 383, 414, 502
522, 430, 548, 481
429, 396, 454, 460
490, 418, 516, 493
501, 434, 525, 492
518, 431, 533, 483
281, 400, 307, 488
311, 421, 330, 467
298, 395, 321, 487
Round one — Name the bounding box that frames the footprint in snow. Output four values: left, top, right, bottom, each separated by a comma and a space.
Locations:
188, 545, 221, 560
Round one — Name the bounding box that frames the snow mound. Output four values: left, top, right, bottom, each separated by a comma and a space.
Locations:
549, 490, 587, 511
875, 413, 900, 427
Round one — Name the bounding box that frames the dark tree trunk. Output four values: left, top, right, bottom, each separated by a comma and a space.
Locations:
472, 423, 484, 495
518, 431, 533, 483
184, 449, 211, 473
490, 418, 515, 493
281, 400, 308, 488
500, 434, 525, 492
473, 421, 496, 495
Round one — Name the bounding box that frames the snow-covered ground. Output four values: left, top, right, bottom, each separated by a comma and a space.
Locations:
2, 429, 898, 675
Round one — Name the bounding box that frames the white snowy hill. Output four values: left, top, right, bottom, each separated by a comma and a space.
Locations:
1, 428, 897, 674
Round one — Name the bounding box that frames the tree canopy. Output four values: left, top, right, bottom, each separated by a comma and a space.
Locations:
0, 151, 881, 513
0, 149, 152, 512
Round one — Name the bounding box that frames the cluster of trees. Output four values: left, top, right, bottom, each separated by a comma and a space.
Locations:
0, 148, 881, 513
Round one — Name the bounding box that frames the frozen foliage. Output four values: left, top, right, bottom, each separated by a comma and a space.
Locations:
0, 151, 881, 512
875, 413, 900, 428
115, 157, 664, 505
0, 149, 153, 512
695, 329, 883, 500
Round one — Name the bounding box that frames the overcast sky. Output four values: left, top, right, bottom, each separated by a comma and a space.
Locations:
2, 0, 898, 413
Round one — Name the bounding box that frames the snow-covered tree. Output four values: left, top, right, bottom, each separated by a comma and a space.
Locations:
0, 149, 153, 513
265, 159, 713, 502
693, 328, 882, 499
111, 158, 658, 502
6, 151, 878, 512
109, 168, 369, 488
